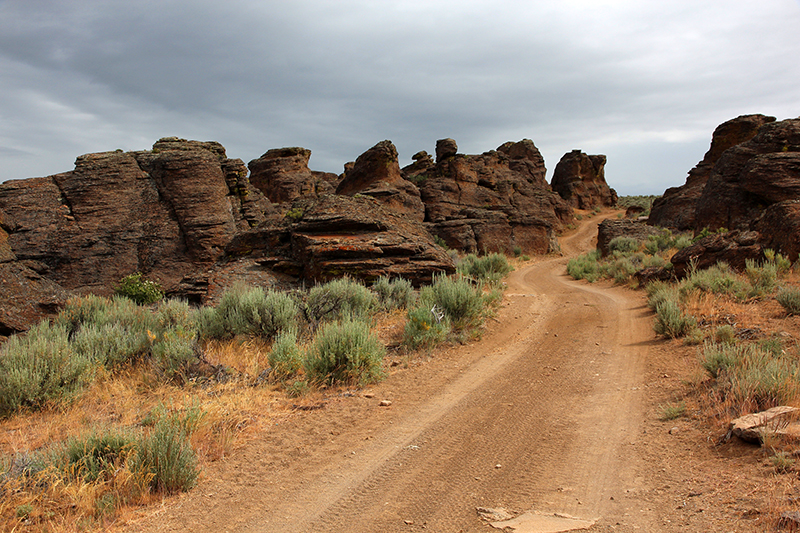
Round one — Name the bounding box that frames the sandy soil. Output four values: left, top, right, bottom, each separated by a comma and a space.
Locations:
120, 215, 780, 533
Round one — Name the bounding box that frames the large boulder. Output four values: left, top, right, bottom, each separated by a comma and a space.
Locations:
336, 140, 425, 222
226, 195, 454, 286
669, 230, 763, 278
406, 139, 572, 255
649, 114, 775, 230
551, 150, 617, 209
596, 219, 660, 257
0, 138, 273, 296
248, 147, 339, 204
693, 117, 800, 232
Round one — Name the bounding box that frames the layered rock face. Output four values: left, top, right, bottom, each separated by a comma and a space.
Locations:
648, 114, 777, 230
551, 150, 617, 209
403, 139, 572, 254
226, 195, 454, 286
0, 138, 272, 295
248, 147, 339, 205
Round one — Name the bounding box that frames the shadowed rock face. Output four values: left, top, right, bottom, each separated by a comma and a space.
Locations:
404, 139, 572, 255
551, 150, 617, 210
648, 114, 776, 230
226, 194, 455, 286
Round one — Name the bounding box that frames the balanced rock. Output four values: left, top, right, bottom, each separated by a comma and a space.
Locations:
551, 150, 617, 209
649, 114, 775, 230
435, 138, 458, 162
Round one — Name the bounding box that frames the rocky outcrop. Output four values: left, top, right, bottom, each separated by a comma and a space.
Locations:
0, 138, 273, 295
649, 114, 776, 230
336, 140, 424, 222
551, 150, 617, 209
596, 219, 660, 257
669, 230, 763, 278
405, 139, 572, 255
248, 147, 339, 205
753, 200, 800, 261
226, 195, 454, 286
693, 117, 800, 232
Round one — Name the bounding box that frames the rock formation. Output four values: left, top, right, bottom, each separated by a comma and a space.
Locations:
669, 231, 763, 278
226, 194, 454, 286
336, 140, 424, 222
648, 114, 777, 230
596, 219, 660, 257
248, 147, 339, 205
404, 139, 573, 255
551, 150, 617, 209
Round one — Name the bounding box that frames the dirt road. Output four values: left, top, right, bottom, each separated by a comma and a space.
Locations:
122, 217, 723, 533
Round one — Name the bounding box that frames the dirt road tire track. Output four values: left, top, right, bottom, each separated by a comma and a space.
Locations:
123, 217, 668, 533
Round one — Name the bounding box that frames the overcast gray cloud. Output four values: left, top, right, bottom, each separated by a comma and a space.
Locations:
1, 0, 798, 195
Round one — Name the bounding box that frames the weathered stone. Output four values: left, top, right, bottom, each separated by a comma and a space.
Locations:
415, 139, 572, 254
435, 138, 458, 162
729, 406, 800, 444
551, 150, 617, 209
0, 261, 69, 335
670, 230, 763, 277
226, 195, 455, 286
753, 200, 800, 261
649, 114, 775, 230
336, 140, 424, 222
596, 219, 660, 257
248, 147, 337, 204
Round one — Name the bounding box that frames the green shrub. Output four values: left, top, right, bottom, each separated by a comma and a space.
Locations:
402, 304, 452, 350
114, 273, 164, 305
653, 299, 696, 338
606, 256, 640, 284
72, 322, 152, 369
151, 327, 198, 381
59, 430, 137, 482
131, 408, 202, 493
745, 258, 779, 298
714, 325, 737, 344
55, 295, 156, 336
305, 278, 377, 324
268, 329, 303, 381
372, 276, 415, 311
457, 253, 514, 283
683, 262, 748, 298
0, 321, 93, 417
211, 284, 299, 339
777, 286, 800, 315
645, 281, 678, 310
567, 251, 601, 282
420, 275, 486, 330
608, 236, 640, 254
304, 319, 385, 386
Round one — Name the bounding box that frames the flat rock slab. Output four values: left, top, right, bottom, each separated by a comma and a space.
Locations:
730, 406, 800, 444
490, 511, 596, 533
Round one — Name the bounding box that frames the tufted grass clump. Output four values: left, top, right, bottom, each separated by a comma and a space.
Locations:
567, 251, 602, 282
268, 329, 303, 381
653, 299, 697, 339
114, 273, 164, 305
420, 274, 486, 331
402, 304, 452, 350
371, 276, 415, 311
700, 340, 800, 412
682, 262, 748, 299
457, 253, 514, 283
206, 284, 299, 340
0, 321, 94, 418
608, 236, 640, 254
57, 429, 137, 483
777, 286, 800, 315
304, 318, 385, 386
305, 278, 378, 324
659, 402, 686, 421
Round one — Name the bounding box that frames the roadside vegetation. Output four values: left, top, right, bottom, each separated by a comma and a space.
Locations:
0, 253, 513, 532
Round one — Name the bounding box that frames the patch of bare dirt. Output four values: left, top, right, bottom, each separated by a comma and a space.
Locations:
118, 214, 794, 533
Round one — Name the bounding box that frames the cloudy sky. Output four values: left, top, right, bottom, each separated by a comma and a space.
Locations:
1, 0, 798, 195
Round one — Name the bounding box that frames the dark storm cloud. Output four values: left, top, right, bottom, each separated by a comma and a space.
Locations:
1, 0, 798, 193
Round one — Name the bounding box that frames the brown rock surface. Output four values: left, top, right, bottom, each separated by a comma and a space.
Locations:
336, 140, 424, 222
248, 147, 338, 204
551, 150, 617, 209
669, 230, 763, 278
413, 139, 572, 254
649, 114, 775, 230
226, 194, 454, 286
693, 117, 800, 232
753, 200, 800, 261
